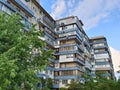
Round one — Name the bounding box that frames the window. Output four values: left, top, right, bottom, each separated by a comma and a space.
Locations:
54, 80, 59, 84
66, 54, 73, 58
25, 0, 30, 2
0, 3, 3, 9
50, 70, 52, 75
33, 7, 37, 12
62, 80, 68, 85
55, 63, 59, 68
61, 70, 74, 76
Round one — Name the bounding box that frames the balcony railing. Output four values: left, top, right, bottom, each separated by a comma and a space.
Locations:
54, 76, 85, 82
43, 16, 55, 28
9, 0, 34, 16
56, 28, 77, 34
57, 35, 82, 43
55, 75, 80, 80
95, 62, 109, 65
95, 67, 111, 70
53, 84, 59, 88
101, 73, 111, 77
37, 18, 46, 26
55, 66, 84, 72
90, 40, 106, 45
94, 51, 108, 54
0, 0, 26, 19
93, 45, 108, 49
74, 58, 85, 66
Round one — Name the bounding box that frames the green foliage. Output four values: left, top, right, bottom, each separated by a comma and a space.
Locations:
0, 13, 53, 90
60, 87, 67, 90
68, 79, 84, 90
68, 76, 120, 90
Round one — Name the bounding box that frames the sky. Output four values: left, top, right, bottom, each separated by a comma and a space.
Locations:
40, 0, 120, 78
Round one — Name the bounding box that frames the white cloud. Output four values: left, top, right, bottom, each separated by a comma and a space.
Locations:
50, 0, 120, 30
67, 0, 76, 8
110, 47, 120, 72
50, 0, 66, 19
110, 47, 120, 79
70, 0, 120, 30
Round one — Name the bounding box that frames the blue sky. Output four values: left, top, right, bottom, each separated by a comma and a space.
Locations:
40, 0, 120, 77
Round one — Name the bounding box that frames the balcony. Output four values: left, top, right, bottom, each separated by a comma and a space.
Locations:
84, 40, 89, 46
84, 48, 90, 57
43, 16, 55, 28
56, 28, 77, 34
0, 0, 26, 19
90, 40, 106, 45
37, 74, 49, 78
95, 67, 111, 70
95, 62, 109, 65
93, 45, 108, 49
46, 66, 54, 71
60, 44, 75, 47
56, 50, 76, 55
101, 73, 111, 77
55, 66, 84, 72
8, 0, 34, 17
74, 58, 85, 66
53, 84, 59, 88
89, 73, 96, 76
37, 18, 46, 27
55, 75, 80, 80
57, 35, 82, 43
54, 76, 85, 82
45, 32, 55, 40
48, 58, 59, 63
94, 51, 108, 54
45, 40, 54, 47
77, 45, 84, 52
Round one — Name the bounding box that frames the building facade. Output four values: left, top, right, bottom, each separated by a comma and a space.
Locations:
0, 0, 114, 89
90, 36, 114, 79
54, 16, 87, 88
0, 0, 56, 81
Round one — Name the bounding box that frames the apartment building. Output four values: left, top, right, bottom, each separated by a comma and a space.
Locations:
0, 0, 57, 81
0, 0, 114, 89
53, 16, 92, 89
90, 36, 114, 79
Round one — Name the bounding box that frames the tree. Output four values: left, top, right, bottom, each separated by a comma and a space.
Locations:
68, 79, 84, 90
0, 12, 53, 90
